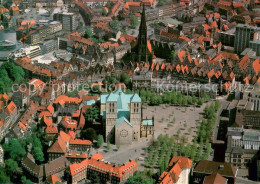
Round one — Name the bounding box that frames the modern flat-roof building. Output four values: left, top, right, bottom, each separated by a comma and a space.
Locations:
62, 13, 77, 32
234, 24, 259, 54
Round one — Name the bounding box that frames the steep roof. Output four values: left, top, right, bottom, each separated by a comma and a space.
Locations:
169, 156, 192, 169
45, 174, 62, 184
115, 116, 133, 127
203, 173, 228, 184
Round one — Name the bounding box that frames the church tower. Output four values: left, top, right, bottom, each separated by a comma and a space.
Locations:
105, 99, 117, 142
130, 94, 142, 141
137, 5, 148, 62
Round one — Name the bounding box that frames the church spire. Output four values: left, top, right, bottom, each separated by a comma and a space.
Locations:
137, 4, 148, 62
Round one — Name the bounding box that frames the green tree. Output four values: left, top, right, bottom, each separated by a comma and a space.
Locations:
215, 100, 221, 111
169, 50, 176, 60
5, 159, 18, 174
85, 106, 99, 122
197, 98, 204, 106
130, 15, 138, 28
4, 139, 26, 161
84, 28, 92, 38
120, 73, 131, 86
0, 167, 10, 183
32, 147, 44, 162
107, 141, 111, 150
97, 134, 104, 148
80, 128, 97, 141
89, 172, 100, 183
110, 20, 120, 29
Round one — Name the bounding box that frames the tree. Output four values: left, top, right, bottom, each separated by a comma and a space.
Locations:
5, 159, 18, 174
4, 139, 26, 161
126, 171, 155, 184
102, 8, 108, 16
169, 50, 176, 60
97, 134, 104, 148
107, 141, 111, 150
110, 20, 120, 29
0, 167, 10, 183
85, 106, 99, 122
130, 15, 138, 28
80, 128, 97, 141
197, 98, 204, 106
215, 100, 221, 111
120, 73, 131, 86
84, 28, 92, 38
32, 147, 44, 162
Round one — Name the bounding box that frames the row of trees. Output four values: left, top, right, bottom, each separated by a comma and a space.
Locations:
0, 62, 25, 93
197, 100, 220, 142
140, 90, 210, 106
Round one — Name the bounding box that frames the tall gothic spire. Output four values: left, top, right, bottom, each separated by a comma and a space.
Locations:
137, 4, 148, 62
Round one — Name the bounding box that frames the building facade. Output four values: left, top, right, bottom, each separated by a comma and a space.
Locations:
100, 87, 142, 145
225, 127, 260, 169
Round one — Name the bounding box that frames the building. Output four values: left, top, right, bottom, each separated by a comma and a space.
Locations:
141, 119, 154, 137
50, 21, 63, 33
234, 24, 259, 54
243, 85, 260, 111
100, 87, 142, 145
68, 153, 138, 184
11, 46, 42, 59
235, 110, 260, 129
158, 156, 192, 184
192, 160, 237, 184
21, 153, 70, 183
41, 39, 58, 54
62, 13, 77, 32
249, 40, 260, 56
225, 127, 260, 169
218, 27, 235, 47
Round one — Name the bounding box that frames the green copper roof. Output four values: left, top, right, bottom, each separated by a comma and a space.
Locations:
115, 116, 133, 127
131, 94, 141, 102
142, 120, 153, 126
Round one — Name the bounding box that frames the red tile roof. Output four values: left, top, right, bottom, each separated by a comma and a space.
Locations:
53, 95, 82, 105
92, 152, 104, 160
6, 101, 17, 115
168, 156, 192, 169
70, 139, 92, 145
253, 58, 260, 75
45, 126, 58, 134
45, 174, 62, 184
239, 54, 250, 71
204, 173, 228, 184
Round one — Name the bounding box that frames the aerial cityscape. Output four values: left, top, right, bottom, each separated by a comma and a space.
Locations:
0, 0, 259, 183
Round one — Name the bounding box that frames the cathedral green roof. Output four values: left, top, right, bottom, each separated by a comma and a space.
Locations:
131, 94, 142, 103
142, 120, 153, 126
115, 116, 133, 127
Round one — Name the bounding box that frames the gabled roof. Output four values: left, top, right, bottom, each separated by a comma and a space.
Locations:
203, 173, 227, 184
131, 94, 141, 103
253, 58, 260, 75
45, 174, 62, 184
6, 101, 17, 115
115, 116, 132, 127
169, 156, 192, 169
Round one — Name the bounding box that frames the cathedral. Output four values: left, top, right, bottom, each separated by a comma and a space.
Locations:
100, 87, 142, 145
